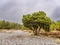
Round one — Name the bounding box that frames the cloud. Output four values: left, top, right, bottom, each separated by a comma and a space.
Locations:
0, 0, 59, 24
51, 7, 60, 21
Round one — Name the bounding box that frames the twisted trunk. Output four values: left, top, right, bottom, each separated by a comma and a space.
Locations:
33, 27, 40, 35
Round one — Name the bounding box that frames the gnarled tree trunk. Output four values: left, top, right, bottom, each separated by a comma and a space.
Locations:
33, 27, 40, 35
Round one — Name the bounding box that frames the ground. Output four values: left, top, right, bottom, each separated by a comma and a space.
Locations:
0, 30, 60, 45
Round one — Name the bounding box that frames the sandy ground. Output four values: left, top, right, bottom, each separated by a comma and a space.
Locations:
0, 30, 59, 45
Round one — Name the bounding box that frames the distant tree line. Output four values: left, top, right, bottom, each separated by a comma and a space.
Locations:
0, 20, 21, 29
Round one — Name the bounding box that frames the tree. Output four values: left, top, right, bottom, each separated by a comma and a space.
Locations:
0, 20, 21, 30
56, 20, 60, 30
50, 22, 56, 31
0, 20, 3, 29
50, 20, 60, 31
22, 11, 51, 35
2, 20, 6, 29
5, 21, 10, 29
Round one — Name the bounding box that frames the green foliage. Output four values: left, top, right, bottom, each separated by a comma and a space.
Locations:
0, 20, 21, 29
50, 22, 56, 31
50, 20, 60, 31
56, 20, 60, 30
21, 25, 30, 30
22, 11, 51, 32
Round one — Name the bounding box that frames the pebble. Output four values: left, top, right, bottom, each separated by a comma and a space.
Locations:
0, 30, 59, 45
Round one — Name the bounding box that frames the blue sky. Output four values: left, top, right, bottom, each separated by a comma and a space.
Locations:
0, 0, 60, 24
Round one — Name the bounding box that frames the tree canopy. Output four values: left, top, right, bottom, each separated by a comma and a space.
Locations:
22, 11, 52, 35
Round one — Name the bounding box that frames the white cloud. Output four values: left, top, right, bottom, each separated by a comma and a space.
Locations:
0, 0, 59, 24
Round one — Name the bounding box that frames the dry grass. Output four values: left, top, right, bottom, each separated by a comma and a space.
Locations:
0, 30, 7, 32
56, 38, 60, 44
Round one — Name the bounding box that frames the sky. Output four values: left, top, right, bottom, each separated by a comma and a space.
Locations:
0, 0, 60, 24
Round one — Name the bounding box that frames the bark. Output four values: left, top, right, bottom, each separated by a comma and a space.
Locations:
33, 29, 40, 35
32, 26, 40, 35
34, 30, 38, 35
